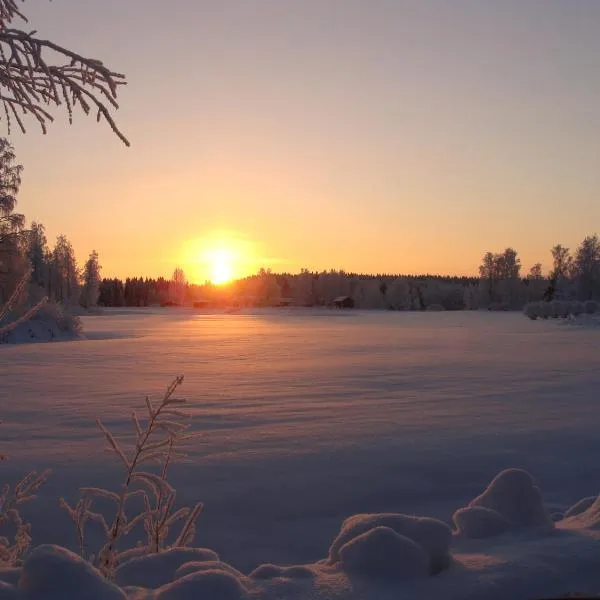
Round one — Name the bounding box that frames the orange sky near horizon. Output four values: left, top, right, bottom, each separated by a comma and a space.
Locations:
8, 1, 600, 284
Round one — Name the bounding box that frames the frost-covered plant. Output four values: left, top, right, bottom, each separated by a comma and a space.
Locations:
60, 376, 203, 579
0, 269, 46, 339
32, 302, 82, 336
0, 421, 50, 567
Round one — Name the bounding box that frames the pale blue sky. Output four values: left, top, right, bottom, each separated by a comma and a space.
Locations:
9, 0, 600, 281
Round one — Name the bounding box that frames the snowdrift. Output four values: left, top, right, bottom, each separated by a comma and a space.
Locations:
1, 469, 600, 599
453, 468, 553, 538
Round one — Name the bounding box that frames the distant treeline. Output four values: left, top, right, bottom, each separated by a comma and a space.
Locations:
97, 234, 600, 312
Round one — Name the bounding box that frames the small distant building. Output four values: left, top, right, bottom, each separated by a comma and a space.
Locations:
332, 295, 354, 309
192, 300, 210, 309
161, 300, 180, 308
275, 297, 294, 307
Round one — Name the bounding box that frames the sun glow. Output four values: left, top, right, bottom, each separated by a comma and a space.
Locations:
181, 232, 259, 285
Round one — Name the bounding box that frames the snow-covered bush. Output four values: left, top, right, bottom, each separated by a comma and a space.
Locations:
60, 376, 202, 579
0, 271, 47, 343
571, 301, 584, 316
584, 300, 599, 314
524, 302, 540, 320
453, 469, 553, 539
327, 513, 452, 575
1, 301, 82, 344
550, 300, 568, 318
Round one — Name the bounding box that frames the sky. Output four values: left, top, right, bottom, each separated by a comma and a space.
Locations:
8, 0, 600, 283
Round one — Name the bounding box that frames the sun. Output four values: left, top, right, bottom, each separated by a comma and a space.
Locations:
209, 249, 234, 285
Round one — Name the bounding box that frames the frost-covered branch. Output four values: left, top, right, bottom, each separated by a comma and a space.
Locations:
61, 375, 203, 579
0, 421, 50, 567
0, 1, 129, 145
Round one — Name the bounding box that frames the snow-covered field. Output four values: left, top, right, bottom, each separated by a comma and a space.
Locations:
2, 308, 600, 599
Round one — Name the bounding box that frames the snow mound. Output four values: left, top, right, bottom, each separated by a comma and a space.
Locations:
121, 586, 154, 599
562, 495, 600, 529
453, 506, 511, 538
328, 513, 452, 575
466, 468, 553, 532
19, 544, 125, 600
174, 560, 246, 580
337, 525, 429, 579
115, 547, 219, 589
564, 496, 598, 519
0, 582, 18, 600
155, 569, 250, 600
0, 570, 19, 586
250, 563, 317, 580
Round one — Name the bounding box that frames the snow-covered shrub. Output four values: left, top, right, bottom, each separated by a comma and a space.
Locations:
452, 506, 510, 538
61, 376, 203, 579
571, 301, 584, 316
457, 469, 553, 537
524, 302, 540, 320
337, 525, 429, 579
538, 301, 552, 319
1, 302, 82, 344
550, 300, 569, 319
584, 300, 599, 314
328, 513, 452, 575
0, 271, 47, 344
31, 303, 82, 335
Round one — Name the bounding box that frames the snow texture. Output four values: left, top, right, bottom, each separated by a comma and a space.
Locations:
4, 309, 600, 598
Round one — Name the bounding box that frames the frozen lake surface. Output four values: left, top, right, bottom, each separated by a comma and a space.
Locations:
2, 308, 600, 598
